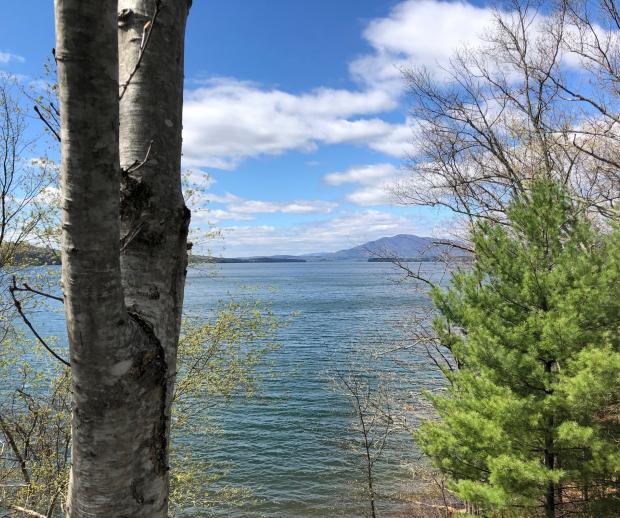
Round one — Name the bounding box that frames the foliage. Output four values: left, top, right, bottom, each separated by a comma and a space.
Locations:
0, 367, 70, 517
175, 299, 280, 407
417, 179, 620, 516
0, 298, 282, 516
0, 72, 283, 516
0, 73, 67, 517
168, 299, 283, 514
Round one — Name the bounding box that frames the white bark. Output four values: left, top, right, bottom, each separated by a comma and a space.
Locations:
55, 0, 190, 515
117, 0, 191, 512
117, 0, 191, 395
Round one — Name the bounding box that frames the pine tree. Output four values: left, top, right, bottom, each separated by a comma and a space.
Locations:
417, 180, 620, 516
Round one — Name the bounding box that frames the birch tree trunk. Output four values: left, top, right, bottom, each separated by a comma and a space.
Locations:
117, 0, 191, 483
55, 0, 190, 515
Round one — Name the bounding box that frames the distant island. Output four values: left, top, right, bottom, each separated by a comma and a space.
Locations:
368, 256, 438, 263
19, 234, 469, 266
190, 256, 306, 264
191, 234, 469, 264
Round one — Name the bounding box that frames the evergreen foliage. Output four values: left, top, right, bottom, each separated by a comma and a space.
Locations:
417, 180, 620, 516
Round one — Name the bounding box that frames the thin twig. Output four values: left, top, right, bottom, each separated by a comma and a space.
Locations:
431, 239, 474, 254
33, 105, 61, 142
123, 139, 154, 175
8, 506, 46, 518
119, 0, 162, 101
393, 258, 437, 288
45, 487, 62, 518
0, 412, 31, 485
9, 277, 70, 367
12, 282, 64, 303
50, 102, 60, 117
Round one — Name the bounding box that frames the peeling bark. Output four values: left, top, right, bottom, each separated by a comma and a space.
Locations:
55, 0, 190, 515
118, 0, 191, 512
118, 0, 190, 374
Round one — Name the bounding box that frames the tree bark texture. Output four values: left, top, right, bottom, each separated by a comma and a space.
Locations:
117, 0, 191, 474
55, 0, 190, 515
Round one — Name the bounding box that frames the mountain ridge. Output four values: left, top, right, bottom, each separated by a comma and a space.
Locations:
192, 234, 468, 263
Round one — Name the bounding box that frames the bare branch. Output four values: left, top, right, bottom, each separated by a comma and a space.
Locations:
8, 505, 46, 518
118, 0, 162, 101
392, 258, 438, 289
431, 239, 474, 254
0, 412, 30, 485
123, 139, 153, 175
9, 277, 70, 367
11, 282, 64, 303
33, 105, 61, 143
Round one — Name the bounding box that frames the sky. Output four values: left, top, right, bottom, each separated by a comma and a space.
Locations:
0, 0, 499, 256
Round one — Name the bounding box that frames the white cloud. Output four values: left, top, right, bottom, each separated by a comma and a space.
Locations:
198, 208, 254, 224
182, 78, 403, 169
207, 209, 438, 256
0, 52, 25, 65
367, 120, 415, 157
187, 186, 338, 222
346, 185, 397, 206
351, 0, 496, 90
180, 2, 507, 169
325, 163, 398, 186
225, 197, 337, 215
350, 0, 606, 91
364, 1, 492, 61
324, 163, 404, 206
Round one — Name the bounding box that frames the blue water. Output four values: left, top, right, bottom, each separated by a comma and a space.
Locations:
183, 262, 444, 516
22, 262, 446, 517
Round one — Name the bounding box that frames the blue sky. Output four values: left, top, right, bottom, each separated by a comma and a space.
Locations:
0, 0, 500, 256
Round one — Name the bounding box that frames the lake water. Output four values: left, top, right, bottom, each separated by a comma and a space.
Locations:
23, 261, 446, 517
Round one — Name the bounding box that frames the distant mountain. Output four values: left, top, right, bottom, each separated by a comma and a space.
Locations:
301, 234, 459, 261
192, 234, 467, 264
302, 234, 449, 261
18, 235, 465, 266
